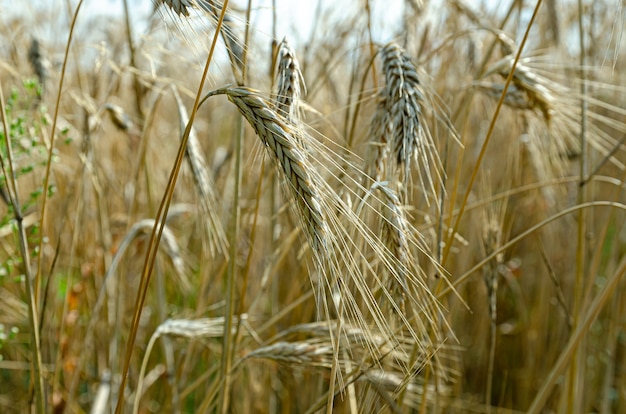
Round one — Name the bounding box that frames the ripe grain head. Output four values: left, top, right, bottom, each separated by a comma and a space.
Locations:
154, 0, 196, 16
275, 39, 305, 124
213, 86, 329, 256
371, 42, 443, 203
203, 84, 446, 377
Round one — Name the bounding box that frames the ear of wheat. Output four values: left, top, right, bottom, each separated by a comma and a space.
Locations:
195, 0, 244, 69
202, 81, 447, 386
106, 218, 190, 293
211, 86, 329, 255
486, 57, 556, 122
275, 39, 305, 123
154, 0, 196, 16
478, 56, 626, 183
371, 42, 442, 203
244, 341, 335, 367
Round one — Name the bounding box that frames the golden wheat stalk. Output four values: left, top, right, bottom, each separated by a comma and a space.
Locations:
372, 42, 442, 202
209, 86, 329, 255
275, 39, 305, 122
203, 85, 446, 383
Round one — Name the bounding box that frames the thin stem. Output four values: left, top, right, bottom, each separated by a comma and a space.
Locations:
326, 289, 344, 414
438, 201, 626, 301
114, 3, 230, 412
569, 0, 589, 410
440, 0, 519, 269
0, 83, 45, 414
441, 0, 544, 268
528, 256, 626, 414
486, 275, 497, 412
35, 0, 83, 314
220, 2, 251, 412
219, 111, 243, 414
122, 0, 144, 118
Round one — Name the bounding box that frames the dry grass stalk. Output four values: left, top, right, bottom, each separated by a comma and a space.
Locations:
371, 42, 441, 201
172, 86, 228, 256
214, 86, 329, 255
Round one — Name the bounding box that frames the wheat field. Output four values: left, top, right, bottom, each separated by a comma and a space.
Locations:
1, 0, 626, 412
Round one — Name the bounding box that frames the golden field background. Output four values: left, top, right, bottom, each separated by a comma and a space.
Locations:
1, 0, 626, 412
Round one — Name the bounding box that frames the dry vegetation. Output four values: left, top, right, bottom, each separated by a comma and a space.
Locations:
1, 0, 626, 412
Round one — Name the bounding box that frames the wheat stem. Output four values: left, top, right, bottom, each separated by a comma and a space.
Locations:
568, 0, 590, 411
114, 4, 229, 412
440, 0, 543, 268
0, 81, 46, 414
528, 256, 626, 414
